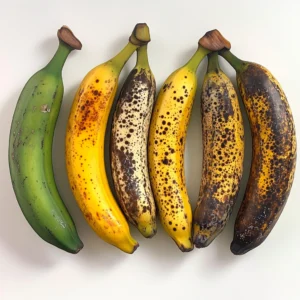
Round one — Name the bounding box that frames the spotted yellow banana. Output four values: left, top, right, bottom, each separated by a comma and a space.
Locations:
66, 24, 150, 254
193, 52, 244, 248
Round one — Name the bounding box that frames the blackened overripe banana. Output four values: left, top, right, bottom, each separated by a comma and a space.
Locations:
220, 46, 297, 255
111, 45, 157, 238
193, 52, 244, 248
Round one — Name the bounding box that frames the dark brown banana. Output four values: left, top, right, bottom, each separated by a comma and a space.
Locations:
219, 43, 296, 255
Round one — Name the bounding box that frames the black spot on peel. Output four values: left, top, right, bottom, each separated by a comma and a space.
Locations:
93, 90, 100, 96
52, 87, 57, 99
163, 82, 172, 91
222, 87, 234, 122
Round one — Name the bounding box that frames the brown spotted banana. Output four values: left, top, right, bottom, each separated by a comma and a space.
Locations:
219, 45, 297, 255
193, 52, 244, 248
110, 45, 157, 238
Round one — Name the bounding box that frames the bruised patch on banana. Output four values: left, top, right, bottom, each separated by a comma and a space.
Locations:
231, 63, 296, 254
111, 67, 156, 237
71, 77, 116, 137
193, 69, 244, 248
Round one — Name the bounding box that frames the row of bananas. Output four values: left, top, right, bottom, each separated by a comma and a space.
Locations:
9, 24, 296, 256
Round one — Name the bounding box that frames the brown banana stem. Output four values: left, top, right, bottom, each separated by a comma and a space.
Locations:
57, 25, 82, 50
129, 23, 150, 46
199, 29, 231, 51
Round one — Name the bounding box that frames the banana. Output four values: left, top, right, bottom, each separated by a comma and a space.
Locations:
8, 26, 83, 253
66, 24, 150, 254
148, 31, 230, 251
110, 44, 157, 238
219, 38, 297, 255
193, 52, 244, 248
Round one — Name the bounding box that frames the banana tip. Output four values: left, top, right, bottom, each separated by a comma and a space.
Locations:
199, 29, 231, 51
143, 229, 157, 239
132, 242, 139, 253
193, 235, 211, 249
57, 25, 82, 50
230, 241, 251, 255
67, 240, 84, 254
177, 242, 194, 252
138, 225, 157, 238
130, 23, 150, 46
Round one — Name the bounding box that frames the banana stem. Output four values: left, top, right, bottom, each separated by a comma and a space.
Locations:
110, 42, 138, 73
136, 45, 149, 69
45, 41, 72, 75
219, 49, 244, 72
185, 46, 211, 72
207, 52, 220, 73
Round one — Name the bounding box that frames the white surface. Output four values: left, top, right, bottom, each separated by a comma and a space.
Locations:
1, 0, 300, 299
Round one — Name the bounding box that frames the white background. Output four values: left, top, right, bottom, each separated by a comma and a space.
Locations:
1, 0, 300, 299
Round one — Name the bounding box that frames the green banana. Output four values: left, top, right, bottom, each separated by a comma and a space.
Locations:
8, 26, 83, 253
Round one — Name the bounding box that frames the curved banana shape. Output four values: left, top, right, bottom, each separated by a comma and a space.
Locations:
66, 24, 150, 254
193, 52, 244, 248
148, 45, 211, 251
220, 47, 297, 255
8, 26, 83, 253
111, 45, 157, 238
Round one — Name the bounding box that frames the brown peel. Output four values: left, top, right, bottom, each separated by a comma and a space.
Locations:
199, 29, 231, 51
57, 25, 82, 50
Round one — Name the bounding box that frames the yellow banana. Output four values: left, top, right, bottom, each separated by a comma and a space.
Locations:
66, 24, 150, 254
149, 66, 196, 251
148, 31, 230, 251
